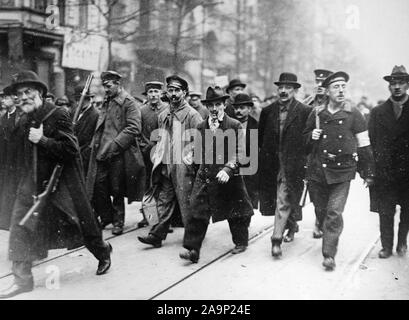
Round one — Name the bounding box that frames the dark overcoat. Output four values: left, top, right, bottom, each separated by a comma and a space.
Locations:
74, 104, 99, 175
258, 99, 312, 216
243, 115, 259, 208
190, 115, 254, 223
8, 102, 103, 261
0, 110, 23, 230
86, 90, 146, 203
368, 98, 409, 212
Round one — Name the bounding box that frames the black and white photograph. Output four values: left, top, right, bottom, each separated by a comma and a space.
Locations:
0, 0, 408, 306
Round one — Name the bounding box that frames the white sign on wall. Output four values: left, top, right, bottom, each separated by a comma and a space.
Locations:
62, 33, 105, 71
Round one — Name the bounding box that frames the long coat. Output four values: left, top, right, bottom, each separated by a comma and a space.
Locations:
8, 102, 103, 261
86, 89, 146, 203
242, 115, 259, 208
258, 99, 312, 216
150, 101, 202, 224
190, 115, 254, 222
73, 103, 99, 175
368, 98, 409, 212
0, 110, 23, 230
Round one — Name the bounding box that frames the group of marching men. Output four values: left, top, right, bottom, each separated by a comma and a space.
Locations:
0, 64, 409, 298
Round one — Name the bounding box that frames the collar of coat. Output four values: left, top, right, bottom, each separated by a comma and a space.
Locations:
111, 88, 131, 106
167, 100, 190, 122
316, 100, 352, 114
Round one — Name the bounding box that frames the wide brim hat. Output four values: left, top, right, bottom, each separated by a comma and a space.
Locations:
166, 75, 189, 92
232, 93, 254, 107
201, 86, 230, 103
226, 79, 246, 93
322, 71, 349, 88
274, 72, 301, 89
383, 65, 409, 82
8, 70, 48, 96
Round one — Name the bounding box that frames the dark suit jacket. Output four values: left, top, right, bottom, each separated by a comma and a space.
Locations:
368, 98, 409, 212
258, 98, 312, 216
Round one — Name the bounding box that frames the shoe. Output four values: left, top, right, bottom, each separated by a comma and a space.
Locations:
312, 225, 323, 239
378, 248, 392, 259
284, 224, 299, 243
137, 218, 149, 228
231, 245, 247, 254
138, 234, 162, 248
179, 249, 199, 263
322, 257, 336, 270
0, 282, 34, 299
96, 243, 112, 275
112, 225, 123, 236
167, 228, 174, 234
396, 244, 407, 257
271, 244, 282, 258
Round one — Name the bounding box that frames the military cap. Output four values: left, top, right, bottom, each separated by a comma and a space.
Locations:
166, 75, 189, 91
322, 71, 349, 88
188, 91, 202, 98
101, 70, 123, 83
314, 69, 333, 82
144, 81, 164, 95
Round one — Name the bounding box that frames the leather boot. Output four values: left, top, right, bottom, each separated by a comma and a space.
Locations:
96, 242, 112, 275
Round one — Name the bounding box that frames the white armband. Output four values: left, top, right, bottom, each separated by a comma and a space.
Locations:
355, 130, 370, 147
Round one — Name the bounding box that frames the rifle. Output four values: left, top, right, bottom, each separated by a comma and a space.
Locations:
19, 165, 63, 232
19, 74, 94, 232
73, 74, 94, 126
298, 107, 321, 207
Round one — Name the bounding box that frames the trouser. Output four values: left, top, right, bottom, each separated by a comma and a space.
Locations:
271, 177, 298, 243
183, 215, 251, 253
93, 158, 125, 227
149, 172, 178, 240
377, 186, 409, 251
308, 180, 351, 258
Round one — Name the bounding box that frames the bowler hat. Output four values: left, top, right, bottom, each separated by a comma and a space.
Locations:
101, 70, 122, 83
314, 69, 333, 82
322, 71, 349, 88
383, 65, 409, 82
166, 74, 189, 92
8, 70, 48, 96
232, 93, 254, 107
226, 79, 246, 93
274, 72, 301, 89
201, 86, 229, 104
74, 84, 94, 100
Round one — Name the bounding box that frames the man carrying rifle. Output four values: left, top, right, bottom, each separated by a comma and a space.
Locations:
304, 71, 374, 271
303, 69, 334, 239
0, 71, 112, 299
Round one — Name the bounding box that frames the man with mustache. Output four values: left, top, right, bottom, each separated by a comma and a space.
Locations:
86, 71, 144, 236
259, 73, 312, 258
304, 71, 375, 270
179, 87, 253, 263
368, 65, 409, 259
138, 75, 202, 248
0, 71, 112, 299
231, 93, 259, 209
